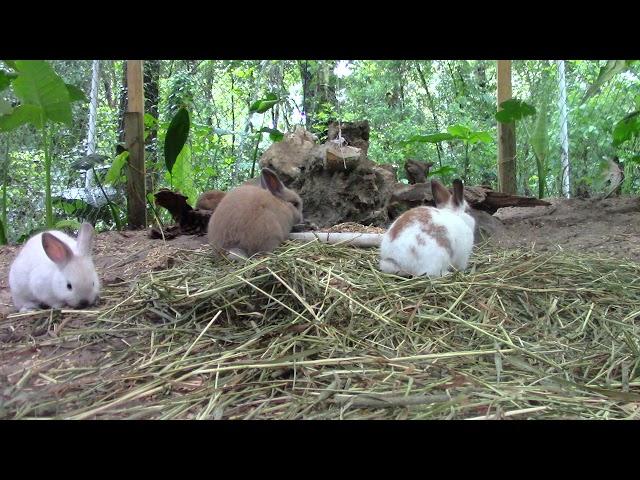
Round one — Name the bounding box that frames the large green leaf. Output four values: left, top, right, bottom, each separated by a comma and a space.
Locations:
164, 107, 190, 173
467, 131, 492, 144
167, 143, 197, 204
104, 151, 130, 185
495, 99, 536, 123
447, 124, 472, 139
612, 111, 640, 147
581, 60, 631, 104
249, 93, 280, 114
66, 83, 88, 103
12, 60, 72, 127
0, 104, 44, 131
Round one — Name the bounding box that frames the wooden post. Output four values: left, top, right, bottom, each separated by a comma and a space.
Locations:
497, 60, 517, 194
125, 60, 147, 228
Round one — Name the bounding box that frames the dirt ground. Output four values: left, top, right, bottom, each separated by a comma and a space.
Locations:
0, 195, 639, 319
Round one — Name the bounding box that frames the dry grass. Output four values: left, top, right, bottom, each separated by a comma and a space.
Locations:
1, 240, 640, 419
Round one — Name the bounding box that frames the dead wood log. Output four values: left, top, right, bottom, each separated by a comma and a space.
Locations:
389, 182, 551, 216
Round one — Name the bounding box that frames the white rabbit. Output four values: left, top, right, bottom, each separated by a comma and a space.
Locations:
379, 179, 475, 278
208, 168, 303, 259
9, 223, 101, 312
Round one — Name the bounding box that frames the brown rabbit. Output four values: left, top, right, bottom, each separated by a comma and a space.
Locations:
196, 190, 226, 211
208, 168, 303, 258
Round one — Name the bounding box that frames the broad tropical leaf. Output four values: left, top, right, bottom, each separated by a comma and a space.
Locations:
167, 143, 197, 204
164, 107, 190, 173
0, 104, 44, 131
12, 60, 72, 126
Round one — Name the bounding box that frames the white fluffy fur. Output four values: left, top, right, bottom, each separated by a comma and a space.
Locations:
8, 224, 100, 312
379, 201, 476, 278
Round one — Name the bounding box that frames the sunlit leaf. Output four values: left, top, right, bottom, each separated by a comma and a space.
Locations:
0, 104, 44, 131
12, 60, 72, 126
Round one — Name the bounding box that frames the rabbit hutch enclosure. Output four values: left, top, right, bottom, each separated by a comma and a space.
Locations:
0, 59, 639, 420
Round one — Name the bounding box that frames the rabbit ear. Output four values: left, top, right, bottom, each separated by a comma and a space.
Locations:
42, 233, 74, 267
77, 223, 95, 256
452, 179, 465, 207
431, 180, 451, 208
260, 168, 285, 197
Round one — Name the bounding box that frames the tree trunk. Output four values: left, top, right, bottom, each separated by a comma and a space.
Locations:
299, 60, 337, 135
117, 61, 128, 145
497, 60, 517, 194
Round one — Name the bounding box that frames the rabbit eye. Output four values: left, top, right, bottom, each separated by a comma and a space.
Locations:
67, 282, 72, 291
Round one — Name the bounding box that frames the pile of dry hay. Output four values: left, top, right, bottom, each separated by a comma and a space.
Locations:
1, 240, 640, 419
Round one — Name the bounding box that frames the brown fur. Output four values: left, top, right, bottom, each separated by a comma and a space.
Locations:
196, 190, 226, 211
208, 169, 303, 257
388, 207, 453, 257
452, 179, 464, 207
431, 180, 452, 208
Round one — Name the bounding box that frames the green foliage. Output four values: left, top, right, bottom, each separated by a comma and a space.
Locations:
2, 59, 640, 243
404, 133, 455, 144
11, 60, 73, 127
496, 99, 536, 123
164, 107, 190, 173
258, 127, 284, 142
55, 218, 82, 230
104, 151, 129, 185
612, 111, 640, 147
581, 60, 635, 104
165, 143, 196, 204
0, 105, 44, 131
249, 93, 279, 114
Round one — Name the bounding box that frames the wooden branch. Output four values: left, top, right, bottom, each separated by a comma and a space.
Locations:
288, 232, 383, 247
